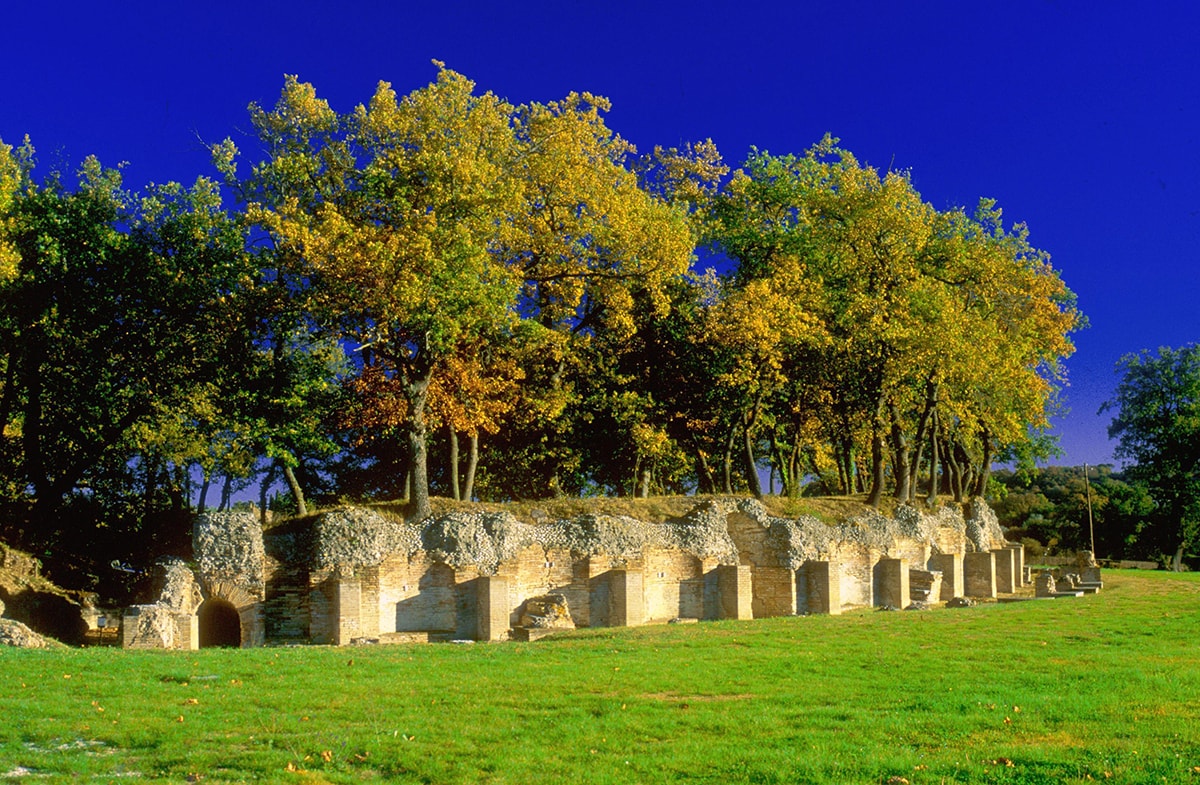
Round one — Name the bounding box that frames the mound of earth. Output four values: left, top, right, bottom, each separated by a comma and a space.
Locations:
0, 541, 89, 647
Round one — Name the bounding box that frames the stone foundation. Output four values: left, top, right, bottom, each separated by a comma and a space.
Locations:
130, 499, 1013, 648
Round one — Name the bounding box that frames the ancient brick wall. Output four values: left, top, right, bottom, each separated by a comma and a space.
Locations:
163, 500, 1012, 650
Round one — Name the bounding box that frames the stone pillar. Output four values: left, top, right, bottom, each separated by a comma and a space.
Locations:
1006, 543, 1026, 587
928, 553, 963, 600
179, 613, 199, 650
717, 565, 753, 620
476, 575, 510, 641
963, 552, 997, 599
875, 558, 910, 609
992, 548, 1017, 594
909, 569, 943, 605
609, 569, 645, 628
802, 561, 841, 615
334, 577, 362, 646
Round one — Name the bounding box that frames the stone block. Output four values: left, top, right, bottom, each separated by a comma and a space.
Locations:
992, 548, 1016, 594
875, 558, 910, 609
121, 605, 196, 650
609, 569, 645, 627
1006, 544, 1026, 587
963, 551, 997, 598
909, 569, 943, 604
1035, 571, 1057, 598
476, 575, 511, 641
802, 561, 841, 615
717, 565, 753, 620
928, 553, 963, 600
334, 578, 362, 646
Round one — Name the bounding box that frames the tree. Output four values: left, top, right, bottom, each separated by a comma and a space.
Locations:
234, 67, 522, 519
1105, 346, 1200, 570
0, 147, 253, 525
495, 91, 695, 497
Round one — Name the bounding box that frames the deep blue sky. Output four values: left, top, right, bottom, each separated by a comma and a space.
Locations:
4, 1, 1198, 469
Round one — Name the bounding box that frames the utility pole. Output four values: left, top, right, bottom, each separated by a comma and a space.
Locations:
1083, 463, 1096, 556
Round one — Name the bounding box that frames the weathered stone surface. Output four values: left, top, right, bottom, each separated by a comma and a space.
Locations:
518, 593, 575, 630
0, 617, 66, 648
166, 497, 1019, 647
0, 542, 41, 582
415, 503, 741, 575
194, 511, 264, 597
0, 595, 5, 617
312, 507, 422, 570
121, 604, 195, 649
909, 569, 943, 604
965, 499, 1007, 554
1035, 572, 1057, 597
151, 558, 203, 614
946, 596, 976, 608
756, 500, 1005, 570
422, 511, 536, 574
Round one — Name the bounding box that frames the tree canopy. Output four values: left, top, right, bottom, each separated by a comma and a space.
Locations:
1104, 346, 1200, 569
0, 66, 1089, 596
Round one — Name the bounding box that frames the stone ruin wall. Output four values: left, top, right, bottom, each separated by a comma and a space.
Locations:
124, 498, 1013, 649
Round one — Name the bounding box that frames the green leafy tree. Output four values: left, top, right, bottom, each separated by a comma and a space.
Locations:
1105, 346, 1200, 570
231, 68, 521, 519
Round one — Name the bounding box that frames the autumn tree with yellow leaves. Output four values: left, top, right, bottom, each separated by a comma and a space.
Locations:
706, 137, 1080, 506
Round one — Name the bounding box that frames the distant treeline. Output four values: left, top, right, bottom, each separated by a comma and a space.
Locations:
990, 465, 1174, 565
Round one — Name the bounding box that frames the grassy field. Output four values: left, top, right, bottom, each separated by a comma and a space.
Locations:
1, 570, 1198, 784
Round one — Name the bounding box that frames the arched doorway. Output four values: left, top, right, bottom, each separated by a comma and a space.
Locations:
198, 599, 242, 647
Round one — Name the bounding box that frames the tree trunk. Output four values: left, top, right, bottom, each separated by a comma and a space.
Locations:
219, 474, 233, 511
1173, 543, 1185, 572
944, 439, 963, 503
636, 463, 652, 498
769, 430, 792, 498
281, 460, 307, 517
722, 422, 737, 494
448, 427, 460, 502
973, 426, 993, 498
888, 402, 911, 501
788, 437, 805, 499
908, 377, 938, 503
836, 441, 853, 496
404, 366, 434, 521
197, 472, 211, 514
742, 408, 763, 500
462, 433, 479, 502
258, 462, 277, 525
690, 434, 717, 495
926, 410, 940, 507
866, 427, 886, 508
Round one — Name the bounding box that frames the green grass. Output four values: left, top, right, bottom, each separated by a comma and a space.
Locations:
2, 570, 1199, 783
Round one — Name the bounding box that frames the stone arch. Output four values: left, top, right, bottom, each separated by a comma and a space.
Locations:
198, 599, 242, 647
197, 580, 264, 647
